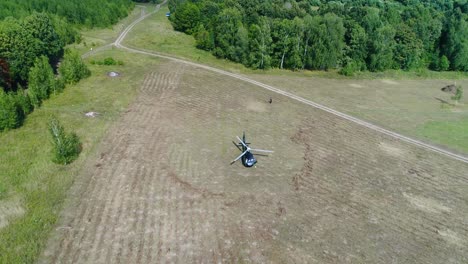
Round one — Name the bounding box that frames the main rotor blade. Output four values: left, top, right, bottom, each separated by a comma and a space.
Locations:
232, 141, 242, 151
250, 148, 274, 153
231, 150, 248, 164
236, 136, 248, 148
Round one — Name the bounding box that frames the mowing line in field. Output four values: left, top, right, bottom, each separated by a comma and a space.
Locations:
110, 1, 468, 164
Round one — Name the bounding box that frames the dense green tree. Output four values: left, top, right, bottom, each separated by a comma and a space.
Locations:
0, 0, 133, 28
368, 25, 396, 71
394, 23, 424, 70
194, 24, 214, 51
344, 22, 368, 70
59, 49, 91, 85
441, 6, 468, 71
169, 0, 468, 73
287, 17, 305, 70
233, 25, 249, 64
0, 90, 27, 130
0, 17, 40, 84
272, 19, 293, 69
248, 18, 272, 69
171, 1, 201, 34
213, 8, 243, 59
28, 56, 56, 107
23, 13, 63, 64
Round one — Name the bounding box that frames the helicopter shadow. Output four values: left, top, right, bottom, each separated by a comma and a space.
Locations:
232, 141, 242, 151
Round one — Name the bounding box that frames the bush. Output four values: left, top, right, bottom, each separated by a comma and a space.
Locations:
451, 85, 463, 102
59, 49, 91, 84
90, 57, 123, 66
0, 90, 27, 131
53, 77, 66, 94
103, 57, 117, 65
439, 55, 450, 71
49, 117, 82, 164
15, 88, 33, 115
340, 60, 359, 76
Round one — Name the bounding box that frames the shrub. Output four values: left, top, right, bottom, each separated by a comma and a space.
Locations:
451, 85, 463, 103
0, 90, 26, 131
53, 77, 66, 94
103, 57, 117, 65
439, 55, 450, 71
49, 117, 82, 164
59, 49, 91, 84
340, 60, 359, 76
15, 88, 33, 115
91, 57, 123, 66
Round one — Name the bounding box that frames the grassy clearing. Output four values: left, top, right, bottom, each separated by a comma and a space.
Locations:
0, 49, 161, 263
418, 119, 468, 153
72, 3, 158, 56
249, 75, 468, 153
125, 7, 468, 153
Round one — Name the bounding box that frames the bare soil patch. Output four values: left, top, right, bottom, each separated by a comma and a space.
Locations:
41, 60, 468, 263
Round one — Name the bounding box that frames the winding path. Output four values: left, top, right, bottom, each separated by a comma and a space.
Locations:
110, 2, 468, 164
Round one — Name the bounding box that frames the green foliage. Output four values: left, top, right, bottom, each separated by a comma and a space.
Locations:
169, 0, 467, 73
440, 6, 468, 71
49, 117, 81, 164
59, 49, 91, 85
28, 56, 56, 107
15, 88, 33, 115
89, 57, 124, 66
0, 59, 12, 91
439, 55, 450, 71
451, 85, 463, 102
0, 17, 42, 84
0, 90, 28, 130
340, 59, 360, 76
194, 24, 214, 51
0, 0, 134, 28
171, 1, 201, 34
23, 13, 64, 63
248, 18, 272, 69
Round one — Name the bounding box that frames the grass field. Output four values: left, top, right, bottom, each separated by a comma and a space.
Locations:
124, 6, 468, 154
248, 75, 468, 153
39, 59, 468, 263
73, 3, 158, 56
0, 49, 163, 263
2, 3, 468, 263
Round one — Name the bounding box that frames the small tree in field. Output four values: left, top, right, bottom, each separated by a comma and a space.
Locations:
59, 49, 91, 84
451, 85, 463, 104
49, 117, 82, 164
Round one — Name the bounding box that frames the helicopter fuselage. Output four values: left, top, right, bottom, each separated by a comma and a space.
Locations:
241, 151, 257, 167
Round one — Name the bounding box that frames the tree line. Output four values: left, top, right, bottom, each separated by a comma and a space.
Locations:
0, 0, 134, 28
168, 0, 468, 74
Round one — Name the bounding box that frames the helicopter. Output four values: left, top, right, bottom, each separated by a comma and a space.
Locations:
231, 132, 273, 167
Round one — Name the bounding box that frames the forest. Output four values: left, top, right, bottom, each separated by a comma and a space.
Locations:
0, 0, 135, 131
168, 0, 468, 74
